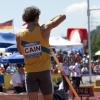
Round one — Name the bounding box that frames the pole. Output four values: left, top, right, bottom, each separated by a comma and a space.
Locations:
87, 0, 92, 83
50, 48, 80, 100
90, 8, 100, 11
12, 19, 14, 34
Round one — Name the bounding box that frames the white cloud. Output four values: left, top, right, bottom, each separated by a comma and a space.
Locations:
64, 2, 87, 14
64, 2, 100, 18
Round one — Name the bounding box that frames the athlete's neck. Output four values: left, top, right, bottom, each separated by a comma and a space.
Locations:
27, 22, 38, 32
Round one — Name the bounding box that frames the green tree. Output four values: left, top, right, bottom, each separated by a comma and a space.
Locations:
90, 25, 100, 57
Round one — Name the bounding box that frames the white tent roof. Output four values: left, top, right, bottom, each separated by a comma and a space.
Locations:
49, 36, 83, 50
95, 50, 100, 55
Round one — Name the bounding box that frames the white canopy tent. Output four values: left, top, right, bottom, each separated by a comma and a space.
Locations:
49, 36, 83, 50
95, 50, 100, 55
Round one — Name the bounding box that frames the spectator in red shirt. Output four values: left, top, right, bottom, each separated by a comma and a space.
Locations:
0, 64, 6, 74
57, 53, 63, 63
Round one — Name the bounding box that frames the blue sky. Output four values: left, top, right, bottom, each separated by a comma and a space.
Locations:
0, 0, 100, 37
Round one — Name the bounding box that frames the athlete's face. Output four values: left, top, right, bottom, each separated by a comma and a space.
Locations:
19, 67, 24, 75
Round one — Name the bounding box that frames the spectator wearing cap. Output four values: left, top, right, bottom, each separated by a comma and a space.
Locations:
73, 63, 81, 87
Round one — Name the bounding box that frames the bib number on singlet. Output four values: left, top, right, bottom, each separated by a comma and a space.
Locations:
23, 41, 42, 58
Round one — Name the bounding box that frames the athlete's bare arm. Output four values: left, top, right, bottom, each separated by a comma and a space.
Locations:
16, 33, 22, 54
41, 14, 66, 41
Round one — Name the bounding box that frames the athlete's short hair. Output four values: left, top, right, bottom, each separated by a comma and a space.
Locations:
22, 6, 41, 23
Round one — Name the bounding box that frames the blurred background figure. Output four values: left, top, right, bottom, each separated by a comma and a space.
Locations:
0, 63, 6, 74
0, 83, 3, 92
6, 63, 15, 74
10, 64, 26, 93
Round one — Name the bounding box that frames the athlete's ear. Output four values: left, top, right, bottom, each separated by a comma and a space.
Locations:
35, 16, 39, 22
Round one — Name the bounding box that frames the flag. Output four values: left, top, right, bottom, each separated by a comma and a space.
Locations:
22, 22, 27, 28
0, 20, 13, 29
22, 22, 27, 26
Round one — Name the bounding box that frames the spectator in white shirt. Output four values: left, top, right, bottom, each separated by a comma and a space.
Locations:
73, 63, 81, 87
10, 64, 26, 93
82, 54, 88, 64
69, 65, 76, 87
6, 63, 15, 74
81, 64, 89, 76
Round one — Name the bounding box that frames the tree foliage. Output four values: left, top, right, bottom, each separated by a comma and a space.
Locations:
90, 25, 100, 57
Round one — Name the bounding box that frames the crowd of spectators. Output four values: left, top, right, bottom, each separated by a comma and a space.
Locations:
50, 49, 100, 93
0, 49, 100, 94
0, 63, 18, 75
51, 49, 100, 76
0, 52, 25, 93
